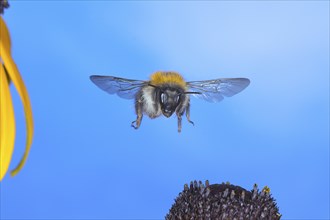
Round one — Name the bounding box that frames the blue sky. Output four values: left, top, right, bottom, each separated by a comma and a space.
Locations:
1, 1, 329, 219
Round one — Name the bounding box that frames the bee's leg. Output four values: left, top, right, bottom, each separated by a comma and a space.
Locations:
185, 102, 194, 126
131, 115, 143, 129
177, 113, 183, 133
132, 97, 143, 129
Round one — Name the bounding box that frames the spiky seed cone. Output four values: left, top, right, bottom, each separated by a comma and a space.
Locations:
0, 0, 9, 14
166, 180, 281, 220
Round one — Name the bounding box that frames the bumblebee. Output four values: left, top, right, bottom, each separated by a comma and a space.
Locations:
90, 71, 250, 132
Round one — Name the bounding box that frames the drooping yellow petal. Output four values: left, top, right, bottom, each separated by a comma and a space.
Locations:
0, 16, 11, 55
0, 64, 16, 180
0, 17, 34, 176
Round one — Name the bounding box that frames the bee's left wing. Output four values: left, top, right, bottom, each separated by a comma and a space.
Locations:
90, 75, 148, 99
186, 78, 250, 102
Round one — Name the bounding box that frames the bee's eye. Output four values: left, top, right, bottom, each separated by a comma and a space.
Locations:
160, 92, 167, 104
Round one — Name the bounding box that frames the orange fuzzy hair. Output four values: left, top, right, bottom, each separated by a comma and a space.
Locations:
149, 71, 187, 89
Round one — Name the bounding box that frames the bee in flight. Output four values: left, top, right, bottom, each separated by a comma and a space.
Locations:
90, 71, 250, 132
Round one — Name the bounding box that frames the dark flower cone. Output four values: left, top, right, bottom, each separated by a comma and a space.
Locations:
0, 0, 9, 14
166, 180, 281, 220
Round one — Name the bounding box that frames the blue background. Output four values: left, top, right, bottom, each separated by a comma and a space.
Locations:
1, 1, 329, 219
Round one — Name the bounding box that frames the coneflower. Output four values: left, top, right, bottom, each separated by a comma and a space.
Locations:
166, 180, 281, 220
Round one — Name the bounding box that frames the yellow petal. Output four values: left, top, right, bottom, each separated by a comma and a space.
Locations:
0, 64, 16, 180
0, 17, 11, 55
0, 17, 34, 176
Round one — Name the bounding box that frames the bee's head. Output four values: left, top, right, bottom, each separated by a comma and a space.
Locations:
158, 87, 184, 118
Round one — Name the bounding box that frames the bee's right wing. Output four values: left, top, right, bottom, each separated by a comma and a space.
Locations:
90, 75, 148, 99
186, 78, 250, 102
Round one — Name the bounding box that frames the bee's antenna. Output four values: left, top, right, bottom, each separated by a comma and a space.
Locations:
184, 91, 202, 95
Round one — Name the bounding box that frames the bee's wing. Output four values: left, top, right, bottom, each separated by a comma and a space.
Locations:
90, 75, 148, 99
186, 78, 250, 102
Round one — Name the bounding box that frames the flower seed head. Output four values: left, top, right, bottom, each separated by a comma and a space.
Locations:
166, 180, 281, 220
